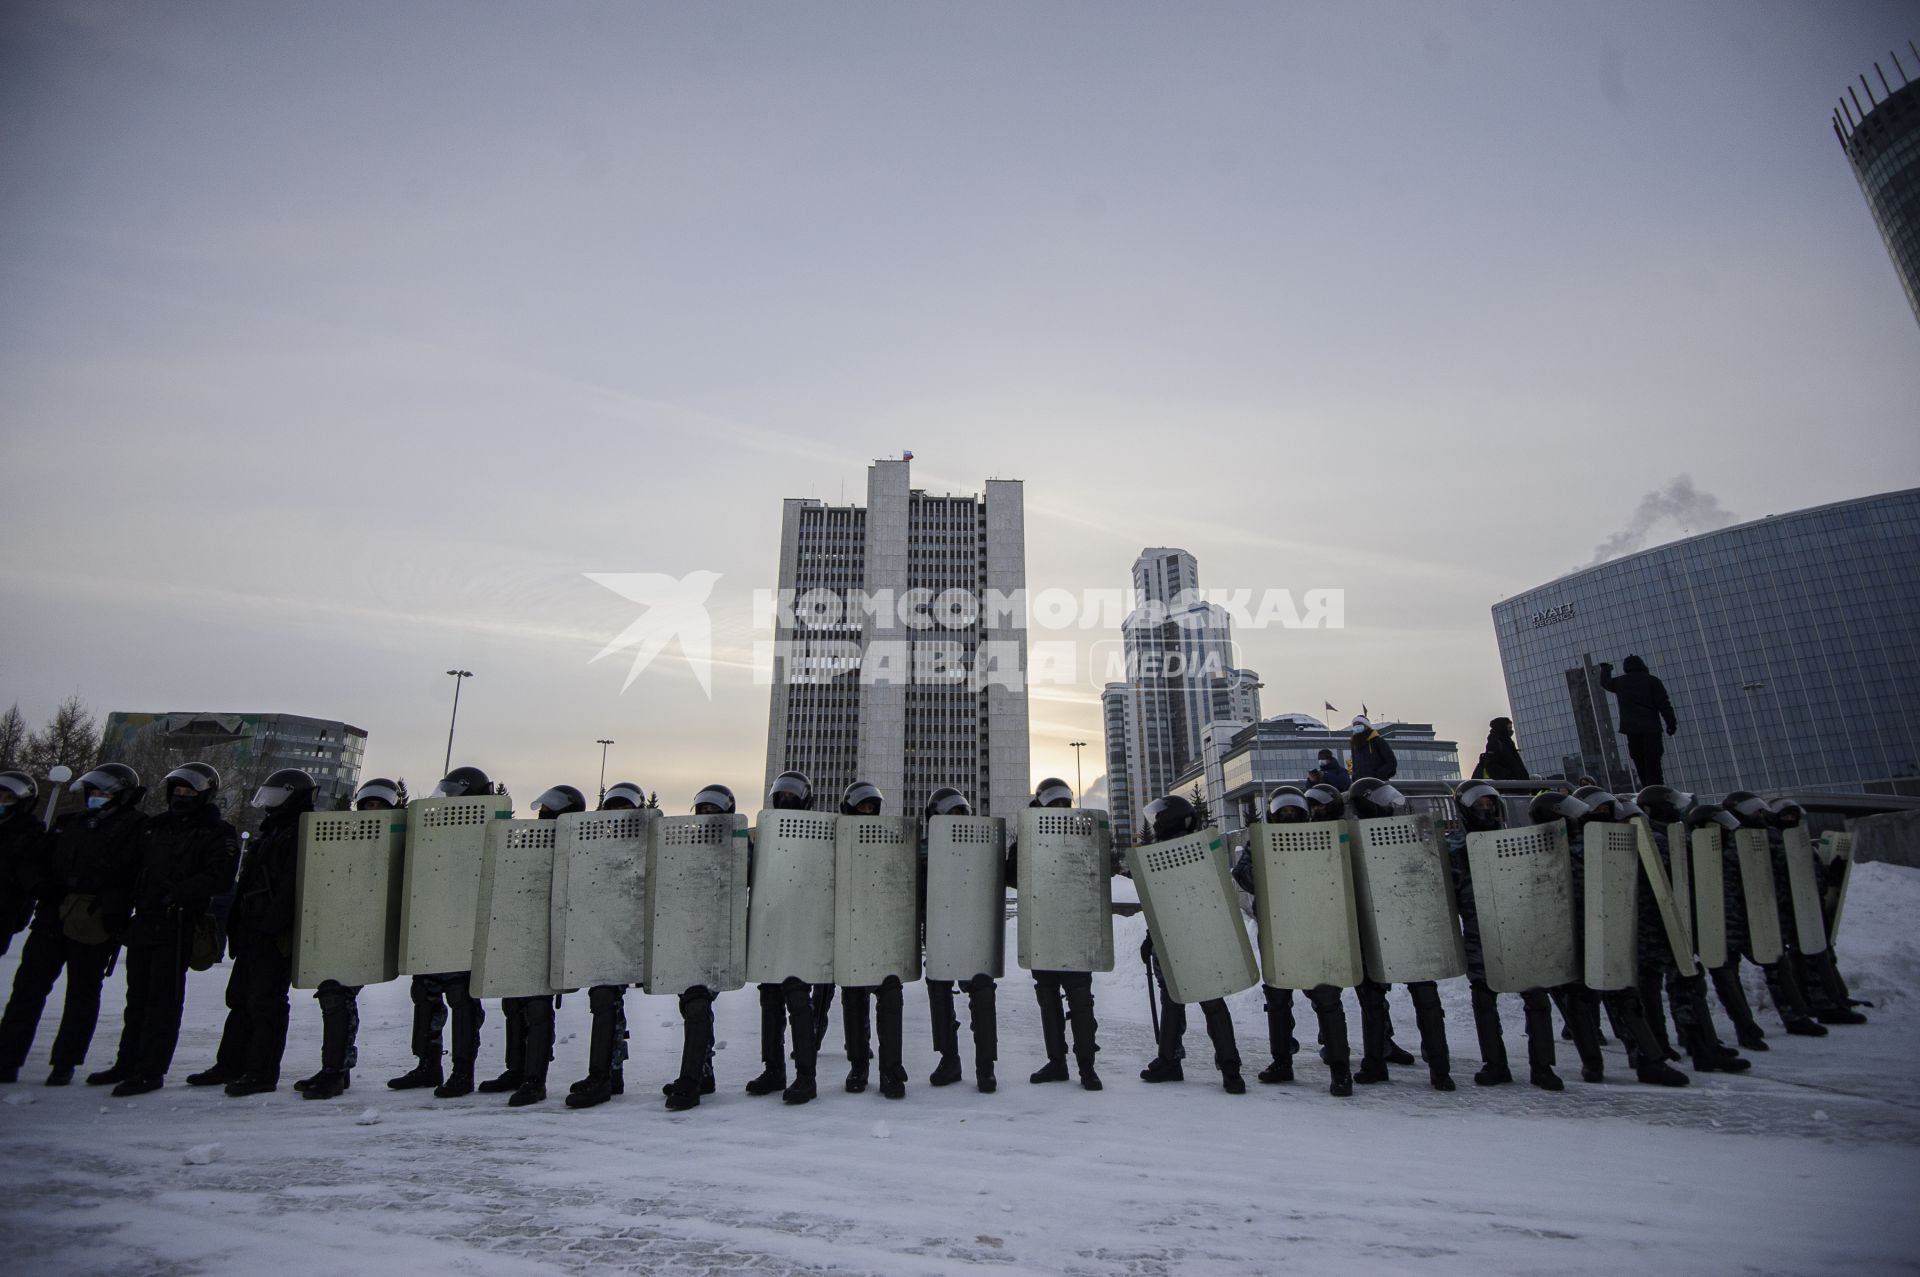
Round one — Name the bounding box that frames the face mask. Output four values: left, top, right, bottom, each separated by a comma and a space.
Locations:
169, 797, 198, 815
87, 796, 111, 811
0, 801, 13, 819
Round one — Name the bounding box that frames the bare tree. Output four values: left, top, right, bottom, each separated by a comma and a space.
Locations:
0, 704, 27, 772
24, 696, 101, 778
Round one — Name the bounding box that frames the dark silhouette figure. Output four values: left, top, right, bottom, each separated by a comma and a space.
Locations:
1600, 656, 1677, 786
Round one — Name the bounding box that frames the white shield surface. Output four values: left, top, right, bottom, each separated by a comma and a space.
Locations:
1781, 826, 1829, 956
1631, 819, 1697, 977
745, 810, 838, 985
1247, 820, 1363, 989
293, 809, 407, 990
1350, 814, 1466, 983
1819, 832, 1855, 940
924, 815, 1008, 981
550, 808, 656, 990
644, 813, 750, 994
1690, 827, 1728, 968
1583, 823, 1640, 990
1015, 808, 1115, 974
1665, 821, 1694, 954
471, 818, 559, 998
834, 815, 921, 986
1127, 828, 1259, 1004
1464, 823, 1579, 994
398, 794, 512, 975
1734, 829, 1784, 964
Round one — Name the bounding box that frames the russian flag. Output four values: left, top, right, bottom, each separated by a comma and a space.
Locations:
902, 450, 914, 461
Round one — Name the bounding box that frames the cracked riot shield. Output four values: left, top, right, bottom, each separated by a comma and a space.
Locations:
471, 818, 559, 998
1689, 827, 1729, 968
1126, 828, 1259, 1004
924, 815, 1007, 982
398, 793, 513, 975
1247, 819, 1363, 990
1781, 825, 1829, 956
1817, 832, 1855, 941
1583, 822, 1640, 990
644, 813, 750, 994
745, 810, 838, 984
1733, 828, 1784, 964
1631, 818, 1696, 978
1463, 822, 1579, 994
834, 815, 921, 986
1350, 814, 1466, 984
1015, 808, 1115, 973
549, 808, 656, 989
1664, 821, 1694, 955
293, 808, 407, 990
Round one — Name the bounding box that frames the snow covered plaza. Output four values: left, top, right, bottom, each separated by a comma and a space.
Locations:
0, 865, 1910, 1275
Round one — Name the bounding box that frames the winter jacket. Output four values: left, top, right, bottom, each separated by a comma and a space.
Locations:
126, 802, 240, 946
1480, 725, 1530, 781
0, 809, 50, 938
1600, 655, 1677, 736
231, 804, 304, 939
1314, 757, 1351, 790
1348, 732, 1397, 782
49, 800, 148, 935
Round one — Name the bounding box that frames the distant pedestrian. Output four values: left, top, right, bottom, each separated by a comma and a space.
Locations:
1599, 656, 1677, 787
1346, 719, 1396, 783
1476, 718, 1530, 781
1314, 749, 1351, 791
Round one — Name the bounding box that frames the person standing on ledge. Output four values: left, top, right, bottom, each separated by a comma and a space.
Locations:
1600, 656, 1677, 787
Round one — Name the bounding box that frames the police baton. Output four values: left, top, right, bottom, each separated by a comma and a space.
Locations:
43, 765, 71, 831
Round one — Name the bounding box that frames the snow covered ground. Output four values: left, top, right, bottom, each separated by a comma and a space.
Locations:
3, 864, 1918, 1276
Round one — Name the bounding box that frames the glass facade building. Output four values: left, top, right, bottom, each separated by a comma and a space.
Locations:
101, 711, 369, 813
1492, 489, 1920, 798
1834, 55, 1920, 327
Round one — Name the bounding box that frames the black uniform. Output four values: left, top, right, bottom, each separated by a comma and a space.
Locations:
106, 802, 240, 1088
0, 800, 143, 1079
201, 800, 303, 1088
1633, 823, 1746, 1074
1007, 843, 1102, 1089
1600, 657, 1676, 787
1446, 829, 1561, 1089
1714, 823, 1823, 1045
1563, 816, 1687, 1087
1230, 844, 1352, 1093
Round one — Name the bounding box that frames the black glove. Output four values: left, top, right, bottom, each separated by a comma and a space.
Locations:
1139, 934, 1153, 963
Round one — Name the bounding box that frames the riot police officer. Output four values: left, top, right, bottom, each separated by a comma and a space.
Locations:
99, 762, 240, 1096
922, 787, 997, 1093
1769, 799, 1865, 1026
835, 780, 909, 1099
0, 770, 46, 958
660, 783, 737, 1112
743, 771, 824, 1106
481, 784, 582, 1106
1136, 794, 1245, 1094
188, 768, 318, 1096
1447, 781, 1563, 1090
1231, 787, 1354, 1096
388, 765, 494, 1099
1685, 799, 1775, 1052
294, 776, 401, 1100
566, 780, 646, 1110
1349, 778, 1455, 1091
1014, 777, 1104, 1091
1632, 786, 1749, 1076
1720, 791, 1826, 1042
0, 765, 144, 1087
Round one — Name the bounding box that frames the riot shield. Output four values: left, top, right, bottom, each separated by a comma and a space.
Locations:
398, 793, 512, 975
1349, 814, 1466, 983
293, 808, 407, 990
1464, 823, 1579, 994
471, 818, 559, 998
744, 809, 838, 985
1630, 818, 1696, 978
1015, 807, 1115, 973
550, 808, 656, 990
1664, 820, 1694, 954
1781, 825, 1829, 956
1247, 819, 1363, 989
1733, 829, 1784, 964
644, 813, 750, 994
1818, 832, 1855, 941
834, 815, 921, 986
1126, 828, 1259, 1004
1690, 827, 1728, 968
1583, 822, 1640, 990
924, 815, 1008, 982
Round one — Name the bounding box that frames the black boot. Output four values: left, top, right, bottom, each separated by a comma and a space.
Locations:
929, 1053, 962, 1086
508, 1081, 547, 1107
477, 1071, 524, 1094
1032, 977, 1069, 1084
1470, 981, 1510, 1086
782, 1068, 817, 1105
223, 1074, 277, 1097
186, 1064, 239, 1087
86, 1064, 130, 1087
1029, 1059, 1069, 1083
1329, 1063, 1353, 1097
433, 1065, 475, 1098
45, 1066, 73, 1087
388, 1060, 443, 1090
745, 1067, 787, 1096
1140, 1056, 1184, 1083
567, 1073, 615, 1109
302, 1069, 351, 1100
749, 984, 787, 1095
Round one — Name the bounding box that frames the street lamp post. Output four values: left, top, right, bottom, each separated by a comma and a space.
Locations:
596, 739, 615, 804
443, 670, 473, 776
1068, 740, 1087, 798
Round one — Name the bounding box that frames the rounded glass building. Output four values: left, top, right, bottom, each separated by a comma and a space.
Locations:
1835, 51, 1920, 327
1492, 489, 1920, 798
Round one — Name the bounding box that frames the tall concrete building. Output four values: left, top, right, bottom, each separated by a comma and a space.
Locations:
1834, 48, 1920, 327
1105, 548, 1261, 845
1100, 681, 1134, 837
763, 459, 1030, 821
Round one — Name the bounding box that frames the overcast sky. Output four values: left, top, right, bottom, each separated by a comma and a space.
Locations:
3, 1, 1916, 808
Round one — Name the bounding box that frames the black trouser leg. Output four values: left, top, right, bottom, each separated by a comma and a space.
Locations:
0, 927, 65, 1070
677, 986, 714, 1085
587, 984, 626, 1077
114, 942, 158, 1071
1710, 960, 1762, 1038
928, 981, 960, 1058
498, 998, 528, 1077
782, 978, 817, 1077
1409, 981, 1449, 1075
1263, 987, 1295, 1064
876, 976, 904, 1079
1604, 988, 1664, 1069
447, 975, 483, 1068
1200, 998, 1239, 1072
1763, 957, 1815, 1024
1062, 972, 1098, 1069
1034, 973, 1068, 1064
134, 930, 192, 1078
1808, 949, 1853, 1008
1149, 955, 1187, 1062
756, 983, 787, 1074
842, 986, 872, 1067
524, 995, 555, 1084
48, 939, 115, 1069
1308, 986, 1350, 1068
1470, 980, 1509, 1074
1638, 965, 1675, 1058
408, 976, 447, 1063
965, 975, 996, 1070
317, 981, 360, 1072
235, 931, 292, 1082
1358, 980, 1389, 1069
211, 942, 253, 1075
1521, 989, 1557, 1072
1565, 986, 1605, 1076
810, 982, 835, 1049
1627, 732, 1665, 787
